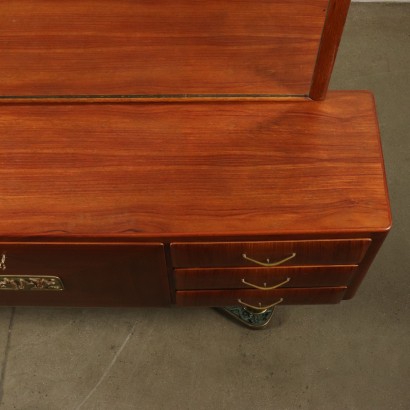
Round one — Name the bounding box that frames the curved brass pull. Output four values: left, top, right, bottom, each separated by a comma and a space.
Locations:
241, 277, 290, 290
242, 252, 296, 267
238, 298, 284, 311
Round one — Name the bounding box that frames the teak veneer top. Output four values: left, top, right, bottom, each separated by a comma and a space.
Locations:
0, 91, 391, 239
0, 0, 349, 100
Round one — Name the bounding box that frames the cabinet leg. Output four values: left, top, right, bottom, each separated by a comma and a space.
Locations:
217, 306, 276, 329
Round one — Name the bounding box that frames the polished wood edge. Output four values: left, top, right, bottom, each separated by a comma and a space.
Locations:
170, 238, 371, 246
0, 230, 389, 244
0, 242, 165, 247
174, 264, 359, 272
309, 0, 351, 100
370, 93, 393, 230
176, 286, 348, 292
0, 95, 309, 104
341, 95, 392, 299
2, 238, 376, 248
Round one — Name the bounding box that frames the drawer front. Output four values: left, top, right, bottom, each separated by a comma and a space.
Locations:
171, 239, 371, 268
0, 243, 169, 307
174, 265, 357, 290
176, 287, 347, 307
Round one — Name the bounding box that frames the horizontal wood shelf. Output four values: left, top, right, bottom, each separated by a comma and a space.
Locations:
0, 91, 390, 239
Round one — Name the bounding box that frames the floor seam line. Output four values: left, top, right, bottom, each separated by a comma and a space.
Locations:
74, 319, 140, 410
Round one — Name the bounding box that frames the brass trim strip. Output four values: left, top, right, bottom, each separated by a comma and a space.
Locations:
0, 276, 64, 291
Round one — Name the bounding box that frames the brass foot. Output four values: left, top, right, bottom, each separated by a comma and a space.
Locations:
217, 306, 275, 329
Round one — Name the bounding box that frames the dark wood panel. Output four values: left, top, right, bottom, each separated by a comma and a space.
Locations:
171, 239, 371, 268
176, 287, 347, 306
0, 243, 169, 306
0, 92, 391, 238
174, 265, 357, 290
0, 0, 328, 98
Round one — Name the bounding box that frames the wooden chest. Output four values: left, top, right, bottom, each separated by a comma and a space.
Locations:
0, 1, 391, 324
0, 92, 391, 309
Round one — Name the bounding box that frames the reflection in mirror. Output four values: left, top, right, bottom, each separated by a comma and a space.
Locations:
0, 0, 329, 98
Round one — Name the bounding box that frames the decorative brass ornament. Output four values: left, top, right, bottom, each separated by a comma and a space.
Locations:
0, 254, 6, 271
220, 306, 277, 329
0, 275, 64, 291
219, 298, 284, 329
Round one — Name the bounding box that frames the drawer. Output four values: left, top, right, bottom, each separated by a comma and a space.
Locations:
0, 243, 169, 307
176, 287, 347, 307
171, 239, 371, 268
174, 265, 357, 290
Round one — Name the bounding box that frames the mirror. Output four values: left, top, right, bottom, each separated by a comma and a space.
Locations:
0, 0, 331, 99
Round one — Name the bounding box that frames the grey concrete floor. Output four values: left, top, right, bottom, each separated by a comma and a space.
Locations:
0, 4, 409, 410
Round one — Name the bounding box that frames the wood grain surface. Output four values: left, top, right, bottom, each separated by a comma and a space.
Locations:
0, 91, 391, 238
170, 239, 371, 267
0, 243, 170, 306
175, 287, 347, 306
0, 0, 329, 98
174, 265, 358, 290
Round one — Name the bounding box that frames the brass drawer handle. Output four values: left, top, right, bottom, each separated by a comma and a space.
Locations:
241, 277, 290, 290
242, 252, 296, 267
238, 298, 283, 311
0, 276, 64, 291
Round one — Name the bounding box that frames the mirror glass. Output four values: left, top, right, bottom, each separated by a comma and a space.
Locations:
0, 0, 329, 99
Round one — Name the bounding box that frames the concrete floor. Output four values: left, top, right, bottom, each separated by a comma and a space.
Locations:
0, 4, 409, 409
